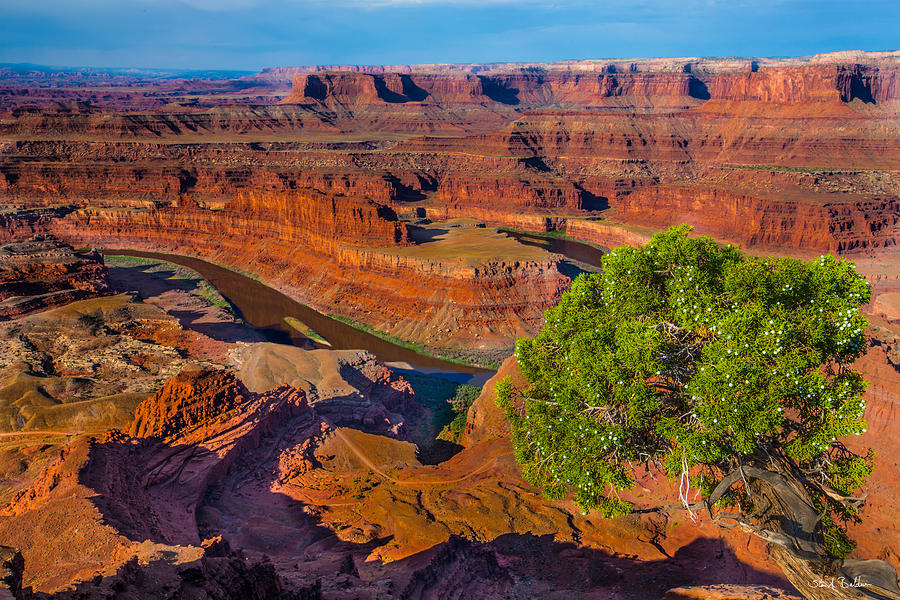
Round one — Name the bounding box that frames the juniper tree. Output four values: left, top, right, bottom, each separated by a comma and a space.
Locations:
497, 226, 899, 599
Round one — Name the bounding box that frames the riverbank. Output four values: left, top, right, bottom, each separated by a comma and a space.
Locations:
328, 312, 504, 370
105, 254, 234, 311
100, 248, 496, 380
104, 254, 264, 361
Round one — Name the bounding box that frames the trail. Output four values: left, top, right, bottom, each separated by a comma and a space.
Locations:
0, 430, 80, 438
0, 430, 80, 447
323, 419, 499, 487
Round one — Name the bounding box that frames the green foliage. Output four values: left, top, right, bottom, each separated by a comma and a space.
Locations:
449, 384, 481, 413
815, 449, 875, 557
438, 384, 482, 442
443, 412, 468, 441
821, 512, 856, 558
497, 225, 873, 540
195, 279, 232, 310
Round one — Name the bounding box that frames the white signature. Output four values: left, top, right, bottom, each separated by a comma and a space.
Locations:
809, 576, 868, 589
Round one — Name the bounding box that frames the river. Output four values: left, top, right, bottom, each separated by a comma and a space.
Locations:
102, 233, 605, 387
102, 249, 494, 385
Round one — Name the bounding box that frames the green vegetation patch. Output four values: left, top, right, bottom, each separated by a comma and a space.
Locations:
283, 316, 328, 343
499, 226, 569, 239
403, 375, 482, 447
437, 384, 482, 443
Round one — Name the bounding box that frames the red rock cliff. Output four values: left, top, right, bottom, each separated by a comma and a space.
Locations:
282, 70, 707, 108
10, 199, 567, 352
615, 185, 900, 254
0, 234, 110, 319
708, 64, 900, 103
437, 175, 587, 211
130, 370, 255, 438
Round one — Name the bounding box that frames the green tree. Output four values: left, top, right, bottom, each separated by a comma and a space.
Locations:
497, 226, 899, 599
439, 384, 483, 443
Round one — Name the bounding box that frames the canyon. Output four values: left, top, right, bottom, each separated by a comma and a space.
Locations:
0, 51, 899, 599
2, 52, 899, 358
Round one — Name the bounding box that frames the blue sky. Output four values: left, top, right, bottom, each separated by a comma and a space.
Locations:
1, 0, 897, 71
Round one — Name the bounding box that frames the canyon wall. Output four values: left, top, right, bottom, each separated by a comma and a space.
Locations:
67, 190, 407, 252
564, 220, 652, 249
280, 63, 900, 108
16, 197, 568, 354
0, 140, 403, 205
437, 175, 588, 211
615, 185, 900, 254
0, 235, 110, 319
396, 105, 900, 169
227, 190, 408, 246
282, 70, 706, 108
708, 64, 900, 104
3, 54, 900, 599
3, 53, 900, 356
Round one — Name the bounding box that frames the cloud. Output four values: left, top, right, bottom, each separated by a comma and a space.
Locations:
142, 0, 809, 13
1, 0, 897, 69
1, 0, 812, 13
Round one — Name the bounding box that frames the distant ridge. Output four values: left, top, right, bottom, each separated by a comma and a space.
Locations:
256, 50, 900, 84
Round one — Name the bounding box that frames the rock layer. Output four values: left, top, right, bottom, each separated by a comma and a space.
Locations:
0, 202, 569, 354
280, 63, 900, 108
5, 339, 895, 598
233, 343, 415, 435
4, 55, 900, 262
0, 235, 109, 319
615, 186, 900, 254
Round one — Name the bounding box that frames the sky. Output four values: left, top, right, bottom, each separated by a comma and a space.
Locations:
1, 0, 898, 72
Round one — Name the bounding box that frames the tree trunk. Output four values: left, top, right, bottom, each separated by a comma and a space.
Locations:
772, 546, 900, 600
729, 466, 900, 600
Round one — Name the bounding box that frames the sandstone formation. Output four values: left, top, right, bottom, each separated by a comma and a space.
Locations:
22, 205, 567, 359
3, 54, 899, 357
232, 343, 414, 435
2, 57, 897, 258
278, 61, 900, 109
129, 369, 257, 438
614, 186, 900, 255
0, 369, 312, 592
664, 585, 803, 600
0, 293, 187, 432
0, 249, 262, 435
842, 341, 900, 570
1, 327, 897, 598
0, 235, 109, 319
0, 362, 791, 598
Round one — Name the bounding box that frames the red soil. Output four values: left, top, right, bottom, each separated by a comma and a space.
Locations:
0, 360, 800, 598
